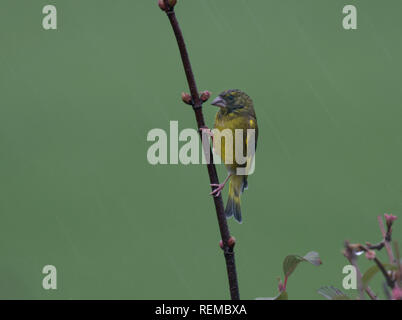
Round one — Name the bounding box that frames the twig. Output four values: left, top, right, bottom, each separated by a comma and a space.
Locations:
365, 287, 378, 300
366, 241, 385, 251
159, 0, 240, 300
373, 256, 394, 288
350, 242, 395, 289
377, 215, 395, 263
394, 241, 401, 276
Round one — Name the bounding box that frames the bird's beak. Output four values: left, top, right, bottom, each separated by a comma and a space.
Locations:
211, 96, 226, 108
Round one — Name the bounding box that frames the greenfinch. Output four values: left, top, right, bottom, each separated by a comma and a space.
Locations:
208, 89, 258, 223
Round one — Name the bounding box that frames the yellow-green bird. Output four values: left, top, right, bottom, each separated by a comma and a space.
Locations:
208, 89, 258, 223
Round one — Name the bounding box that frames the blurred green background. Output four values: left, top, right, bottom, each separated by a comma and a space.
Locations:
0, 0, 401, 299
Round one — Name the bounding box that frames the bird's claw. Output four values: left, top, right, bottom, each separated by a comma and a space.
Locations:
210, 183, 225, 197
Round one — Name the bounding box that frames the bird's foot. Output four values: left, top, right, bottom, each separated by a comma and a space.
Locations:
210, 183, 225, 197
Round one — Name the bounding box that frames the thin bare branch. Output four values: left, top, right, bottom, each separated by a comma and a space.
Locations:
378, 215, 395, 263
159, 0, 240, 300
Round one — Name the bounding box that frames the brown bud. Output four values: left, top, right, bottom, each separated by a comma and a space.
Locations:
365, 250, 376, 260
219, 240, 223, 249
158, 0, 166, 10
228, 236, 236, 248
158, 0, 177, 11
219, 237, 236, 249
384, 213, 397, 228
200, 90, 211, 102
181, 92, 192, 105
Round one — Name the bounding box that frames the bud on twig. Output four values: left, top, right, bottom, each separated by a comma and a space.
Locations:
365, 250, 376, 260
158, 0, 165, 10
158, 0, 177, 11
228, 236, 236, 248
200, 90, 211, 102
181, 92, 192, 105
384, 213, 397, 229
219, 236, 236, 249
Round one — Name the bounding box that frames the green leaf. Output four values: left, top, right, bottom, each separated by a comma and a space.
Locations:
283, 251, 322, 278
317, 286, 350, 300
256, 290, 288, 300
283, 255, 304, 278
362, 264, 398, 289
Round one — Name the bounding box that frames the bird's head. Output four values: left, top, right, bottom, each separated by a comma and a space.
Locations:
211, 89, 253, 114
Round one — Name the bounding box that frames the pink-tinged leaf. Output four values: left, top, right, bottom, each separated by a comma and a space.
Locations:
303, 251, 322, 266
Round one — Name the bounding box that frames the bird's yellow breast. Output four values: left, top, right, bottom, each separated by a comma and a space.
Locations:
213, 112, 254, 173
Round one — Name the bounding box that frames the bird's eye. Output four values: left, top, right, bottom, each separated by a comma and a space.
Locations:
228, 95, 234, 101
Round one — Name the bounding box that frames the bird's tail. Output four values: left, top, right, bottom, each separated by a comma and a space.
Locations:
225, 175, 247, 223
